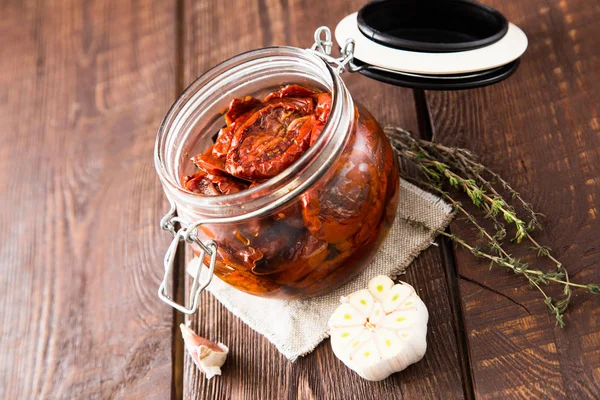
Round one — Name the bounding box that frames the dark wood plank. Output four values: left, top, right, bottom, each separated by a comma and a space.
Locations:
181, 0, 465, 398
424, 0, 600, 398
0, 0, 177, 398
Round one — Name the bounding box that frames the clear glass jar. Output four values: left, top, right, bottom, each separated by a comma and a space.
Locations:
155, 46, 399, 300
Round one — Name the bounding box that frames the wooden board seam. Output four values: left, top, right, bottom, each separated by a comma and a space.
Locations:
413, 88, 476, 400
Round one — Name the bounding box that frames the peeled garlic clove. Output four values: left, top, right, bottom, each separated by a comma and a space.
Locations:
368, 275, 395, 301
368, 301, 385, 326
344, 289, 375, 317
180, 324, 228, 380
331, 326, 367, 349
329, 275, 428, 381
331, 326, 372, 363
329, 303, 365, 327
349, 333, 381, 362
382, 283, 414, 313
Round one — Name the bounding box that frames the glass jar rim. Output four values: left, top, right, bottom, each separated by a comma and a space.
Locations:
154, 46, 354, 220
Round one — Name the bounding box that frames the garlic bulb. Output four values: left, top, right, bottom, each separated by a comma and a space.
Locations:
328, 275, 428, 381
180, 324, 229, 379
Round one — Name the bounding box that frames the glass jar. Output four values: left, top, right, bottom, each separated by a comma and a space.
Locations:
155, 46, 399, 308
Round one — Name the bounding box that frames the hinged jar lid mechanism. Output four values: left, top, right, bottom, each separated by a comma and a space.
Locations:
158, 200, 218, 315
332, 0, 528, 90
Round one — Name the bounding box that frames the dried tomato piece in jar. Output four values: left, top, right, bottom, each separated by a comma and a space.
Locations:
310, 93, 332, 145
191, 145, 228, 175
264, 85, 331, 146
248, 222, 306, 276
273, 201, 305, 229
270, 231, 330, 282
224, 96, 263, 125
301, 152, 383, 245
263, 84, 318, 101
315, 93, 332, 123
183, 173, 221, 196
208, 242, 280, 295
183, 170, 249, 196
225, 99, 317, 181
212, 96, 264, 158
205, 218, 304, 279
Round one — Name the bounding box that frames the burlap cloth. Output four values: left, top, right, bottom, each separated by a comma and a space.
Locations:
187, 179, 453, 361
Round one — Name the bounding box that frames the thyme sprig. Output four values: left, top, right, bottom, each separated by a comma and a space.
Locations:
386, 126, 599, 327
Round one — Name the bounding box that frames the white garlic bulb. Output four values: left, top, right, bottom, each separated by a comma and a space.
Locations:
180, 324, 229, 380
328, 275, 428, 381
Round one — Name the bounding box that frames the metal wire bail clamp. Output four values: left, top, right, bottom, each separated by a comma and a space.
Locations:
158, 199, 219, 315
310, 26, 362, 74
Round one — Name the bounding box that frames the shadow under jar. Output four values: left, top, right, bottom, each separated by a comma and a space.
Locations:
155, 47, 399, 299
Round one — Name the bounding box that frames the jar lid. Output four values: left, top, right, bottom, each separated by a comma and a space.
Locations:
334, 0, 528, 90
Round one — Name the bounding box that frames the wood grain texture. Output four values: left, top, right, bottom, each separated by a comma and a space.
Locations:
424, 0, 600, 398
0, 0, 177, 398
8, 0, 598, 398
181, 0, 465, 398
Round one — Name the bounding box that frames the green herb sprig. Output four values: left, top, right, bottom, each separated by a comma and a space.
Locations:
387, 126, 599, 327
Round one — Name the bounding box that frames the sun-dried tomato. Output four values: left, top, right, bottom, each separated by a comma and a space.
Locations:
225, 101, 316, 180
183, 170, 249, 196
301, 156, 381, 244
224, 95, 263, 125
263, 84, 318, 101
183, 173, 220, 196
191, 145, 228, 175
315, 93, 332, 123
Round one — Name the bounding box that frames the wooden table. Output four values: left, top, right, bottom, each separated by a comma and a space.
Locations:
1, 0, 598, 398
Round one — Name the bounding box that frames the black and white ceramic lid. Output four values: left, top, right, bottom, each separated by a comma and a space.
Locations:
332, 0, 528, 90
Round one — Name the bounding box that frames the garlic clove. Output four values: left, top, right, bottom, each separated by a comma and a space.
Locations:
343, 289, 375, 317
333, 327, 371, 362
382, 282, 414, 313
329, 275, 429, 381
329, 303, 364, 327
180, 324, 228, 380
367, 275, 395, 301
330, 326, 367, 349
380, 310, 414, 330
368, 301, 386, 326
349, 333, 381, 363
375, 329, 406, 358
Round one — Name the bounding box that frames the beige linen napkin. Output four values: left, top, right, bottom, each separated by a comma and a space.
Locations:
187, 179, 453, 361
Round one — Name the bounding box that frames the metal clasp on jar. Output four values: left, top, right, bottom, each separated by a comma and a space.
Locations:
158, 200, 218, 314
310, 26, 363, 74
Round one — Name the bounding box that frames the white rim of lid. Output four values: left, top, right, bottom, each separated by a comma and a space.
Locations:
335, 12, 528, 76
